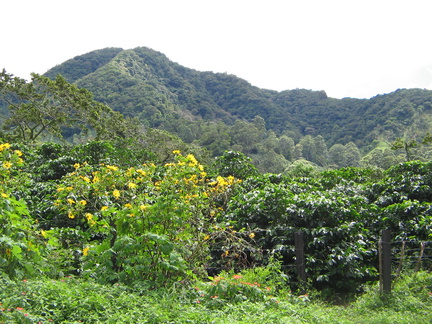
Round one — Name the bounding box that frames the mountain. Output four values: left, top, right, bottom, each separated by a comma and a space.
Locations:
42, 47, 432, 171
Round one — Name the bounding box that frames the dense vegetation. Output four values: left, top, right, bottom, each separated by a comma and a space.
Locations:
1, 51, 431, 322
41, 47, 432, 173
0, 137, 431, 322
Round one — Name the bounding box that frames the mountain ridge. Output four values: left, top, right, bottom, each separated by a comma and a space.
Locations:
42, 46, 432, 170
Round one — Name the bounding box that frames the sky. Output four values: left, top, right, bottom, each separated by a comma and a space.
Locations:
2, 0, 432, 99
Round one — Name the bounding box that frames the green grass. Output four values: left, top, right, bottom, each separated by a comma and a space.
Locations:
1, 272, 431, 323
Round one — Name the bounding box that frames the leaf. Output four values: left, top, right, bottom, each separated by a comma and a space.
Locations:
160, 243, 173, 256
11, 245, 23, 260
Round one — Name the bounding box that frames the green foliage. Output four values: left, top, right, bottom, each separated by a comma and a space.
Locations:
1, 133, 432, 300
284, 159, 320, 177
0, 272, 430, 323
33, 46, 432, 173
213, 150, 260, 179
196, 256, 290, 306
52, 151, 242, 286
0, 70, 131, 142
194, 274, 274, 306
373, 161, 432, 206
226, 162, 432, 292
353, 271, 432, 322
0, 143, 45, 279
44, 47, 123, 83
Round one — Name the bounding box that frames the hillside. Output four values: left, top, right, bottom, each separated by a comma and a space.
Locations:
38, 47, 432, 170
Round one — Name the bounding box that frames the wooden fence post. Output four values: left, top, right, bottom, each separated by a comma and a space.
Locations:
380, 229, 392, 294
415, 242, 425, 272
294, 230, 306, 287
395, 241, 405, 279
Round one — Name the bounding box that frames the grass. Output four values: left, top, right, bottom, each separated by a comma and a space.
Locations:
0, 271, 431, 323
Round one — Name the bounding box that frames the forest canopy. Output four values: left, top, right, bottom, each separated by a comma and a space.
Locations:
39, 47, 432, 172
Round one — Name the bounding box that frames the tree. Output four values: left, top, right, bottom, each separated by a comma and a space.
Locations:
277, 135, 295, 160
344, 142, 361, 167
298, 135, 315, 162
390, 137, 418, 161
294, 143, 303, 160
328, 144, 347, 168
213, 150, 259, 179
313, 135, 329, 167
253, 149, 289, 174
390, 133, 432, 161
230, 120, 260, 152
361, 148, 402, 170
0, 70, 127, 142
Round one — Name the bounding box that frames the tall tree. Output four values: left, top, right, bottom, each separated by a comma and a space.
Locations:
277, 135, 295, 161
389, 133, 432, 161
328, 144, 347, 168
0, 70, 127, 142
313, 135, 329, 167
298, 135, 315, 162
344, 142, 361, 167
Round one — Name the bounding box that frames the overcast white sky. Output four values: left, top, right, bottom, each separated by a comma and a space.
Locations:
2, 0, 432, 99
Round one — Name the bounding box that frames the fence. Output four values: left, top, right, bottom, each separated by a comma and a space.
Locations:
293, 229, 432, 294
206, 229, 432, 294
380, 229, 432, 294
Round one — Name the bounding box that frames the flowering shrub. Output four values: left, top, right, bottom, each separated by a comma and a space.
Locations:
0, 142, 45, 278
54, 151, 242, 286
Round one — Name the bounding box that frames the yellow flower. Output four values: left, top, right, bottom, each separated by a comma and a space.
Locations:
92, 175, 100, 183
124, 203, 132, 209
14, 150, 23, 156
172, 150, 181, 154
186, 154, 198, 165
79, 200, 87, 206
113, 189, 120, 199
127, 182, 137, 189
126, 167, 135, 177
217, 176, 228, 186
40, 230, 48, 238
249, 232, 255, 239
73, 163, 81, 169
139, 204, 149, 211
101, 206, 109, 211
0, 143, 11, 151
57, 187, 64, 192
106, 165, 119, 172
136, 169, 146, 176
83, 246, 90, 256
68, 212, 75, 219
66, 186, 73, 191
67, 198, 75, 204
204, 235, 210, 241
85, 213, 93, 221
1, 192, 8, 198
2, 161, 12, 169
81, 176, 91, 183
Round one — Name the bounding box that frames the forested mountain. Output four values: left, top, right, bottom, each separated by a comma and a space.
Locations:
12, 47, 432, 171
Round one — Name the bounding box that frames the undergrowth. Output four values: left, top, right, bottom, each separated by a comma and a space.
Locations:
1, 271, 431, 323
